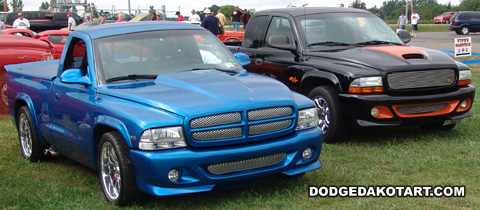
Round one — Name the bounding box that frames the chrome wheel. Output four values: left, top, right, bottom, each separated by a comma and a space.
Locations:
313, 96, 330, 134
19, 113, 33, 158
100, 142, 121, 201
461, 26, 469, 35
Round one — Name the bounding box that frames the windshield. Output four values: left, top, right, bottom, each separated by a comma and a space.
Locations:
296, 13, 403, 50
441, 12, 452, 16
94, 30, 243, 83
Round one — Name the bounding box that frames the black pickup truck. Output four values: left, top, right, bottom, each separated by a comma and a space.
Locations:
226, 7, 475, 142
4, 11, 82, 31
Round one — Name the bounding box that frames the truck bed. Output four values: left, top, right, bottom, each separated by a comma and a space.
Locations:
5, 60, 59, 80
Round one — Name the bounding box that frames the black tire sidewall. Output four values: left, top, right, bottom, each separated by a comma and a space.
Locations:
17, 106, 45, 162
308, 86, 343, 143
98, 131, 143, 206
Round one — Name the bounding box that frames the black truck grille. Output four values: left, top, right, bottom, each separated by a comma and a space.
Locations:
387, 69, 455, 90
190, 106, 294, 142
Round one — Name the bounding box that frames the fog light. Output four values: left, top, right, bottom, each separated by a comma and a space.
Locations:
460, 100, 468, 109
302, 148, 313, 160
371, 107, 380, 117
168, 169, 180, 182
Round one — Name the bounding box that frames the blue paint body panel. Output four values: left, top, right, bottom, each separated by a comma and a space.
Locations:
4, 22, 322, 197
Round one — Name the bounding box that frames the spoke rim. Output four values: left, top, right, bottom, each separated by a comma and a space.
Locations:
101, 142, 121, 200
313, 97, 330, 134
19, 113, 32, 158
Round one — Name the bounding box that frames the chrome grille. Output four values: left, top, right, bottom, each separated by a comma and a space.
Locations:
249, 120, 292, 135
189, 106, 294, 142
190, 112, 241, 128
207, 153, 286, 175
387, 69, 455, 90
397, 103, 448, 114
248, 107, 293, 120
192, 127, 242, 141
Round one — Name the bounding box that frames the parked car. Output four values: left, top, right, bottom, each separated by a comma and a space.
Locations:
4, 22, 322, 205
1, 29, 36, 37
4, 11, 82, 32
449, 11, 480, 35
0, 35, 54, 115
434, 11, 456, 24
34, 30, 72, 59
226, 7, 475, 143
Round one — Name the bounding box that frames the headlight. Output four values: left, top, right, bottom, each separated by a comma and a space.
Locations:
139, 126, 187, 150
349, 76, 384, 94
296, 108, 319, 131
458, 70, 472, 86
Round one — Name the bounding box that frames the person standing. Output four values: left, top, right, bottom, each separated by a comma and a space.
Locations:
189, 10, 201, 22
397, 12, 408, 30
216, 9, 226, 26
67, 13, 76, 31
230, 6, 242, 31
13, 12, 30, 29
241, 9, 250, 30
175, 11, 184, 21
411, 9, 420, 37
98, 16, 106, 24
0, 19, 5, 30
339, 3, 344, 7
201, 9, 219, 35
375, 10, 382, 19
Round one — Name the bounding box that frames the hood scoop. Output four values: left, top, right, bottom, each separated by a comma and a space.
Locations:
402, 53, 426, 60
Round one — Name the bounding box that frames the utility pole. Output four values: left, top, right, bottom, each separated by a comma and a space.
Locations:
4, 0, 7, 11
128, 0, 131, 15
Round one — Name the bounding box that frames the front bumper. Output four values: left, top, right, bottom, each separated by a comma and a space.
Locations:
129, 127, 322, 196
339, 86, 475, 126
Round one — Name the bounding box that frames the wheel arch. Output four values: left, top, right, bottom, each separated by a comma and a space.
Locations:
92, 116, 133, 171
300, 71, 342, 96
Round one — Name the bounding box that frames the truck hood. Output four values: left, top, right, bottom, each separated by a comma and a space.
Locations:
97, 70, 295, 117
307, 45, 457, 73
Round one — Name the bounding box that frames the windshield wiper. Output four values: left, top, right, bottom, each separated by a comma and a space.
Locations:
308, 41, 353, 47
106, 74, 158, 83
354, 40, 403, 46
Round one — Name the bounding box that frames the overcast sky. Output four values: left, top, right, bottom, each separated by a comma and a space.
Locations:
21, 0, 462, 16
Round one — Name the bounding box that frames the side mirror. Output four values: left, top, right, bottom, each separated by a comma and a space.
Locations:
60, 69, 91, 85
234, 53, 251, 67
268, 35, 294, 50
397, 30, 411, 44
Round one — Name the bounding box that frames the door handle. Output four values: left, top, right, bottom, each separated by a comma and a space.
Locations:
255, 58, 263, 65
54, 92, 61, 101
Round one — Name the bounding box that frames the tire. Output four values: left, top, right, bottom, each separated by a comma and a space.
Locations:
461, 26, 470, 35
98, 131, 146, 206
455, 30, 462, 35
17, 106, 46, 162
308, 86, 343, 143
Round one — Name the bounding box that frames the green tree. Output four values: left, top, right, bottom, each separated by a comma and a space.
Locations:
1, 0, 10, 11
10, 0, 23, 12
39, 1, 49, 10
458, 0, 480, 11
352, 0, 367, 9
220, 5, 236, 20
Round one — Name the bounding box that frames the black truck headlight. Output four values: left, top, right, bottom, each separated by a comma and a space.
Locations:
296, 108, 319, 131
139, 126, 187, 150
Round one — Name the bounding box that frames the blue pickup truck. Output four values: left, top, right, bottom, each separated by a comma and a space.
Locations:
4, 22, 322, 205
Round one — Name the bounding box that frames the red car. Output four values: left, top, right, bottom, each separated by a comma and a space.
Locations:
1, 29, 36, 37
217, 30, 244, 41
35, 30, 72, 59
0, 35, 55, 115
434, 11, 456, 24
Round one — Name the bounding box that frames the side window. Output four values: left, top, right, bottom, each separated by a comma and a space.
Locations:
264, 17, 293, 47
54, 13, 68, 22
63, 38, 88, 75
242, 15, 269, 48
472, 13, 480, 20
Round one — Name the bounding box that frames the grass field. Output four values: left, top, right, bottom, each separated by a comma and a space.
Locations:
1, 68, 479, 209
